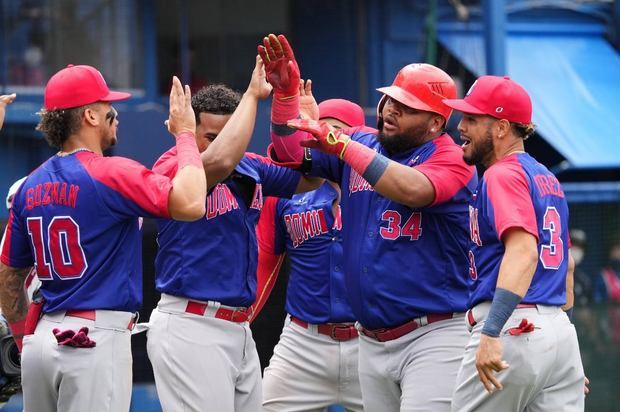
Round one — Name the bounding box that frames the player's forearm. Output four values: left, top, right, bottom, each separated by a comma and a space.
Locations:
341, 141, 434, 207
271, 95, 307, 163
562, 254, 575, 311
0, 264, 30, 322
496, 230, 539, 297
202, 92, 260, 189
168, 166, 207, 221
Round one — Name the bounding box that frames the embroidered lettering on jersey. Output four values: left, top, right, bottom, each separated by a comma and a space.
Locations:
469, 205, 482, 246
333, 205, 342, 230
348, 170, 374, 195
250, 184, 263, 210
533, 174, 565, 198
284, 209, 329, 248
206, 184, 239, 220
26, 182, 79, 210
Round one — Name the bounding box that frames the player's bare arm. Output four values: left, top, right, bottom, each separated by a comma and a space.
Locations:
476, 228, 538, 392
288, 119, 435, 207
201, 55, 273, 189
166, 76, 207, 221
0, 264, 30, 322
0, 94, 16, 131
562, 253, 575, 311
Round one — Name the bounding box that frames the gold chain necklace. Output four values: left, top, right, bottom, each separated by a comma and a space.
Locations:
56, 148, 94, 157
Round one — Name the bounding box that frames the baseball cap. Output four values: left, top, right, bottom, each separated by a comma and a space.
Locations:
443, 75, 532, 124
318, 99, 366, 127
44, 64, 131, 110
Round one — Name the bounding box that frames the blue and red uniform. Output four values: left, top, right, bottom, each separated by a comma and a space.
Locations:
256, 182, 353, 324
0, 151, 172, 313
152, 147, 301, 306
467, 152, 569, 307
300, 128, 477, 329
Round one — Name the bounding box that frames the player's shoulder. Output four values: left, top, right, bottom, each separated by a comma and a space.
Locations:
484, 155, 527, 185
153, 146, 178, 176
429, 134, 467, 156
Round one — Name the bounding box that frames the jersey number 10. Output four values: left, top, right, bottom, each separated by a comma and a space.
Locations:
26, 216, 88, 280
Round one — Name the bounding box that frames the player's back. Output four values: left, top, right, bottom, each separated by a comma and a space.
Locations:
5, 151, 171, 314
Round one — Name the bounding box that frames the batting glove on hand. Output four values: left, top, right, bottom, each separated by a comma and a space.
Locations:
258, 34, 300, 99
287, 119, 351, 159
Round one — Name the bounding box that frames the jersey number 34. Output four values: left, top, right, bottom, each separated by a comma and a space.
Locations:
380, 210, 422, 241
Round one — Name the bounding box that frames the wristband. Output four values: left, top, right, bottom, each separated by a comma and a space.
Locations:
481, 288, 521, 338
175, 132, 202, 170
342, 141, 389, 186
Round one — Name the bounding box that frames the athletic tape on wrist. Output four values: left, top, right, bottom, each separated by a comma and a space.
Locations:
175, 132, 202, 169
481, 288, 522, 338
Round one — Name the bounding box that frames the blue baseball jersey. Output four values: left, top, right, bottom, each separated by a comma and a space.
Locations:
153, 148, 301, 307
307, 129, 478, 329
0, 151, 173, 313
467, 153, 569, 307
258, 182, 355, 324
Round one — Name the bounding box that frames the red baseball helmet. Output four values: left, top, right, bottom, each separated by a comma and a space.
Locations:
377, 63, 456, 123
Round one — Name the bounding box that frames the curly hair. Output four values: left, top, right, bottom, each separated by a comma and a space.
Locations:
36, 107, 86, 149
512, 122, 536, 140
191, 84, 241, 122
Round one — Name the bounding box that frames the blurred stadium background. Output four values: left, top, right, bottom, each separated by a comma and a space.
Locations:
0, 0, 619, 410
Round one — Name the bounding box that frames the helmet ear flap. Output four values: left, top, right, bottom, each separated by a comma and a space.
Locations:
376, 95, 387, 131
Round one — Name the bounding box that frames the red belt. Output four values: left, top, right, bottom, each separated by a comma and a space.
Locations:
65, 310, 136, 331
466, 303, 537, 327
185, 301, 250, 323
290, 316, 358, 341
361, 313, 455, 342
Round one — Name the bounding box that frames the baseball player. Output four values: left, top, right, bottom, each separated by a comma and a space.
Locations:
256, 98, 365, 412
0, 64, 207, 412
443, 75, 585, 411
146, 56, 322, 412
0, 93, 16, 131
259, 34, 477, 411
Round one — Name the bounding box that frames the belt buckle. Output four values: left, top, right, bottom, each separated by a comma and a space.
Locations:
330, 325, 351, 341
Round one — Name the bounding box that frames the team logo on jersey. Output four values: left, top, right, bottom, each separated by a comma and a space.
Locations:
206, 184, 240, 220
283, 208, 329, 248
26, 182, 80, 210
469, 205, 482, 246
348, 170, 374, 195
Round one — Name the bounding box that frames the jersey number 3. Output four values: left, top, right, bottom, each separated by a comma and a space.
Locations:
540, 206, 564, 269
380, 210, 422, 241
26, 216, 88, 280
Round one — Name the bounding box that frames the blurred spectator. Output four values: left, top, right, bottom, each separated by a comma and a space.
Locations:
596, 242, 620, 303
571, 229, 594, 306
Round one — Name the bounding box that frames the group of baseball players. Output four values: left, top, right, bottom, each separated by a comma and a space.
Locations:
0, 32, 586, 412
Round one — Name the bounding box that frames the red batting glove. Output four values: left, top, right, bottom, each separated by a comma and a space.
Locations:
506, 318, 535, 336
258, 34, 300, 99
53, 327, 96, 348
287, 119, 351, 159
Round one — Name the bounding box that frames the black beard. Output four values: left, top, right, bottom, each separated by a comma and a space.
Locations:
463, 129, 494, 167
378, 123, 431, 156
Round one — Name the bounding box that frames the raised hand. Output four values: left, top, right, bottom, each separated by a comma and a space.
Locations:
167, 76, 195, 137
258, 34, 300, 98
287, 119, 351, 159
246, 55, 273, 100
299, 79, 319, 120
0, 93, 16, 131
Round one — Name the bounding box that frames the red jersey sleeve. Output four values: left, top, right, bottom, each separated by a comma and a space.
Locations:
485, 159, 539, 241
0, 208, 33, 268
415, 136, 476, 206
77, 152, 172, 219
